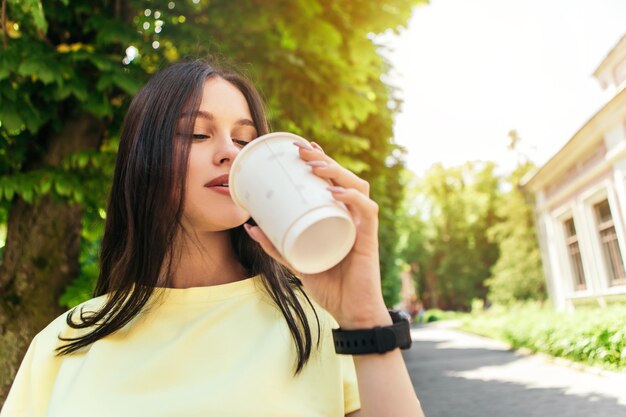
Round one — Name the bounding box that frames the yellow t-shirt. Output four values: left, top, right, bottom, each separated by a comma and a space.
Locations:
1, 275, 360, 417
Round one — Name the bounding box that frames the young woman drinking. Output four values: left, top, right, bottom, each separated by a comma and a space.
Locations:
1, 60, 424, 417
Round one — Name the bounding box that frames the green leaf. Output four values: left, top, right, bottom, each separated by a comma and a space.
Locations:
17, 59, 59, 84
40, 178, 52, 194
87, 54, 114, 71
22, 187, 33, 203
0, 51, 19, 81
4, 184, 15, 201
88, 17, 138, 46
77, 154, 89, 168
73, 189, 84, 204
1, 84, 16, 101
30, 0, 48, 33
53, 79, 88, 102
14, 0, 48, 33
0, 105, 24, 132
96, 73, 114, 91
20, 97, 45, 134
82, 94, 113, 118
54, 177, 72, 197
112, 71, 141, 95
52, 84, 72, 101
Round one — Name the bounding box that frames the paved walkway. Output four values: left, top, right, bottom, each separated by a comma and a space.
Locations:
403, 322, 626, 417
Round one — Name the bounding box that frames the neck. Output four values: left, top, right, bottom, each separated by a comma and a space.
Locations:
167, 229, 248, 288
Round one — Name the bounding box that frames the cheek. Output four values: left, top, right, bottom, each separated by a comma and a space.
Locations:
181, 165, 206, 218
187, 153, 202, 179
185, 151, 210, 190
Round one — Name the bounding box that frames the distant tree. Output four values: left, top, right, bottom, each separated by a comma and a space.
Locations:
396, 169, 428, 304
486, 162, 546, 305
402, 162, 501, 310
399, 130, 547, 310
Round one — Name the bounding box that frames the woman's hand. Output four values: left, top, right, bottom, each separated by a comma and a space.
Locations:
243, 141, 391, 329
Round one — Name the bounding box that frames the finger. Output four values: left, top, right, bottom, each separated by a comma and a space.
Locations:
293, 140, 371, 197
327, 186, 378, 231
310, 141, 326, 154
306, 160, 370, 196
243, 224, 291, 267
293, 141, 332, 164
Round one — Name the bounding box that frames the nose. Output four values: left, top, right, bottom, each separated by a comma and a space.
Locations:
212, 133, 240, 166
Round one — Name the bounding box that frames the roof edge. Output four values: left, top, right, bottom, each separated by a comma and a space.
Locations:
593, 33, 626, 78
522, 85, 626, 191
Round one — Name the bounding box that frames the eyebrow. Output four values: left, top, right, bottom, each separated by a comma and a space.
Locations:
183, 111, 255, 127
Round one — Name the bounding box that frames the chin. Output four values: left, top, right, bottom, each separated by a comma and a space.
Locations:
218, 212, 251, 231
183, 198, 250, 232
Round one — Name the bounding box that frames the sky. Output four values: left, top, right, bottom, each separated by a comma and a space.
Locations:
379, 0, 626, 176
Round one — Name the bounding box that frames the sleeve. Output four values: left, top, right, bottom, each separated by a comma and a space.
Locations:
0, 335, 50, 417
340, 353, 361, 415
1, 298, 105, 416
1, 309, 73, 417
303, 295, 361, 415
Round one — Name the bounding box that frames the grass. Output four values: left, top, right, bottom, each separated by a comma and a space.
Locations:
422, 302, 626, 371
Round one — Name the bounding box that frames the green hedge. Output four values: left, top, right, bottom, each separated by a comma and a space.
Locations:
460, 303, 626, 370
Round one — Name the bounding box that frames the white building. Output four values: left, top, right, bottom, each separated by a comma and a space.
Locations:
523, 34, 626, 310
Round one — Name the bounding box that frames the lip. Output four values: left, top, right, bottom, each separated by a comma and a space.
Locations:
205, 173, 230, 188
206, 186, 231, 196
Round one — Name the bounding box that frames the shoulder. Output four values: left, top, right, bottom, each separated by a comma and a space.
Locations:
34, 294, 109, 351
1, 296, 109, 414
10, 295, 109, 388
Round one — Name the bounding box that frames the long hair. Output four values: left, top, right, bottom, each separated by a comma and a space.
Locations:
57, 60, 320, 374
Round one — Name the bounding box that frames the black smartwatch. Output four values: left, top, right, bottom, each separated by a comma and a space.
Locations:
332, 309, 412, 355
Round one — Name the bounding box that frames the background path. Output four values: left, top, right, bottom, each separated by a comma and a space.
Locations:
403, 323, 626, 417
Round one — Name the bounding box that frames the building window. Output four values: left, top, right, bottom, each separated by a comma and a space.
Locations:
563, 218, 586, 290
594, 199, 626, 286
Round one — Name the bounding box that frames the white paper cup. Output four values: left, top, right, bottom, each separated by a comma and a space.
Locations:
229, 132, 356, 274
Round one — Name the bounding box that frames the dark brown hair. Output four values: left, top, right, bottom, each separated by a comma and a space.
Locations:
57, 60, 320, 374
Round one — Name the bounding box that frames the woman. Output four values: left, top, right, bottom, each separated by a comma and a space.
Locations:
1, 60, 424, 417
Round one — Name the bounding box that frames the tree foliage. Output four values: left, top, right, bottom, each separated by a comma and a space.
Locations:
0, 0, 422, 307
485, 162, 546, 304
397, 169, 428, 300
399, 162, 502, 310
398, 130, 547, 310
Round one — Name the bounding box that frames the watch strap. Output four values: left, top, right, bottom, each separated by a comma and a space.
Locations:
332, 309, 412, 355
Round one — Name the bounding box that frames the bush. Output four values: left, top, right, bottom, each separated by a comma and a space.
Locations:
460, 302, 626, 370
422, 309, 467, 323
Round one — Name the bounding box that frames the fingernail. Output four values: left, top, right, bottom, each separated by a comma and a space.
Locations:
327, 186, 346, 194
293, 141, 314, 151
311, 142, 326, 155
306, 160, 327, 167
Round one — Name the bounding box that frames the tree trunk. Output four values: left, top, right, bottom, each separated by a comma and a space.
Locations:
424, 269, 439, 310
0, 114, 103, 404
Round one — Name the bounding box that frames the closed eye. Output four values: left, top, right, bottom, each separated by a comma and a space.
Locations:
192, 134, 210, 140
233, 139, 251, 147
